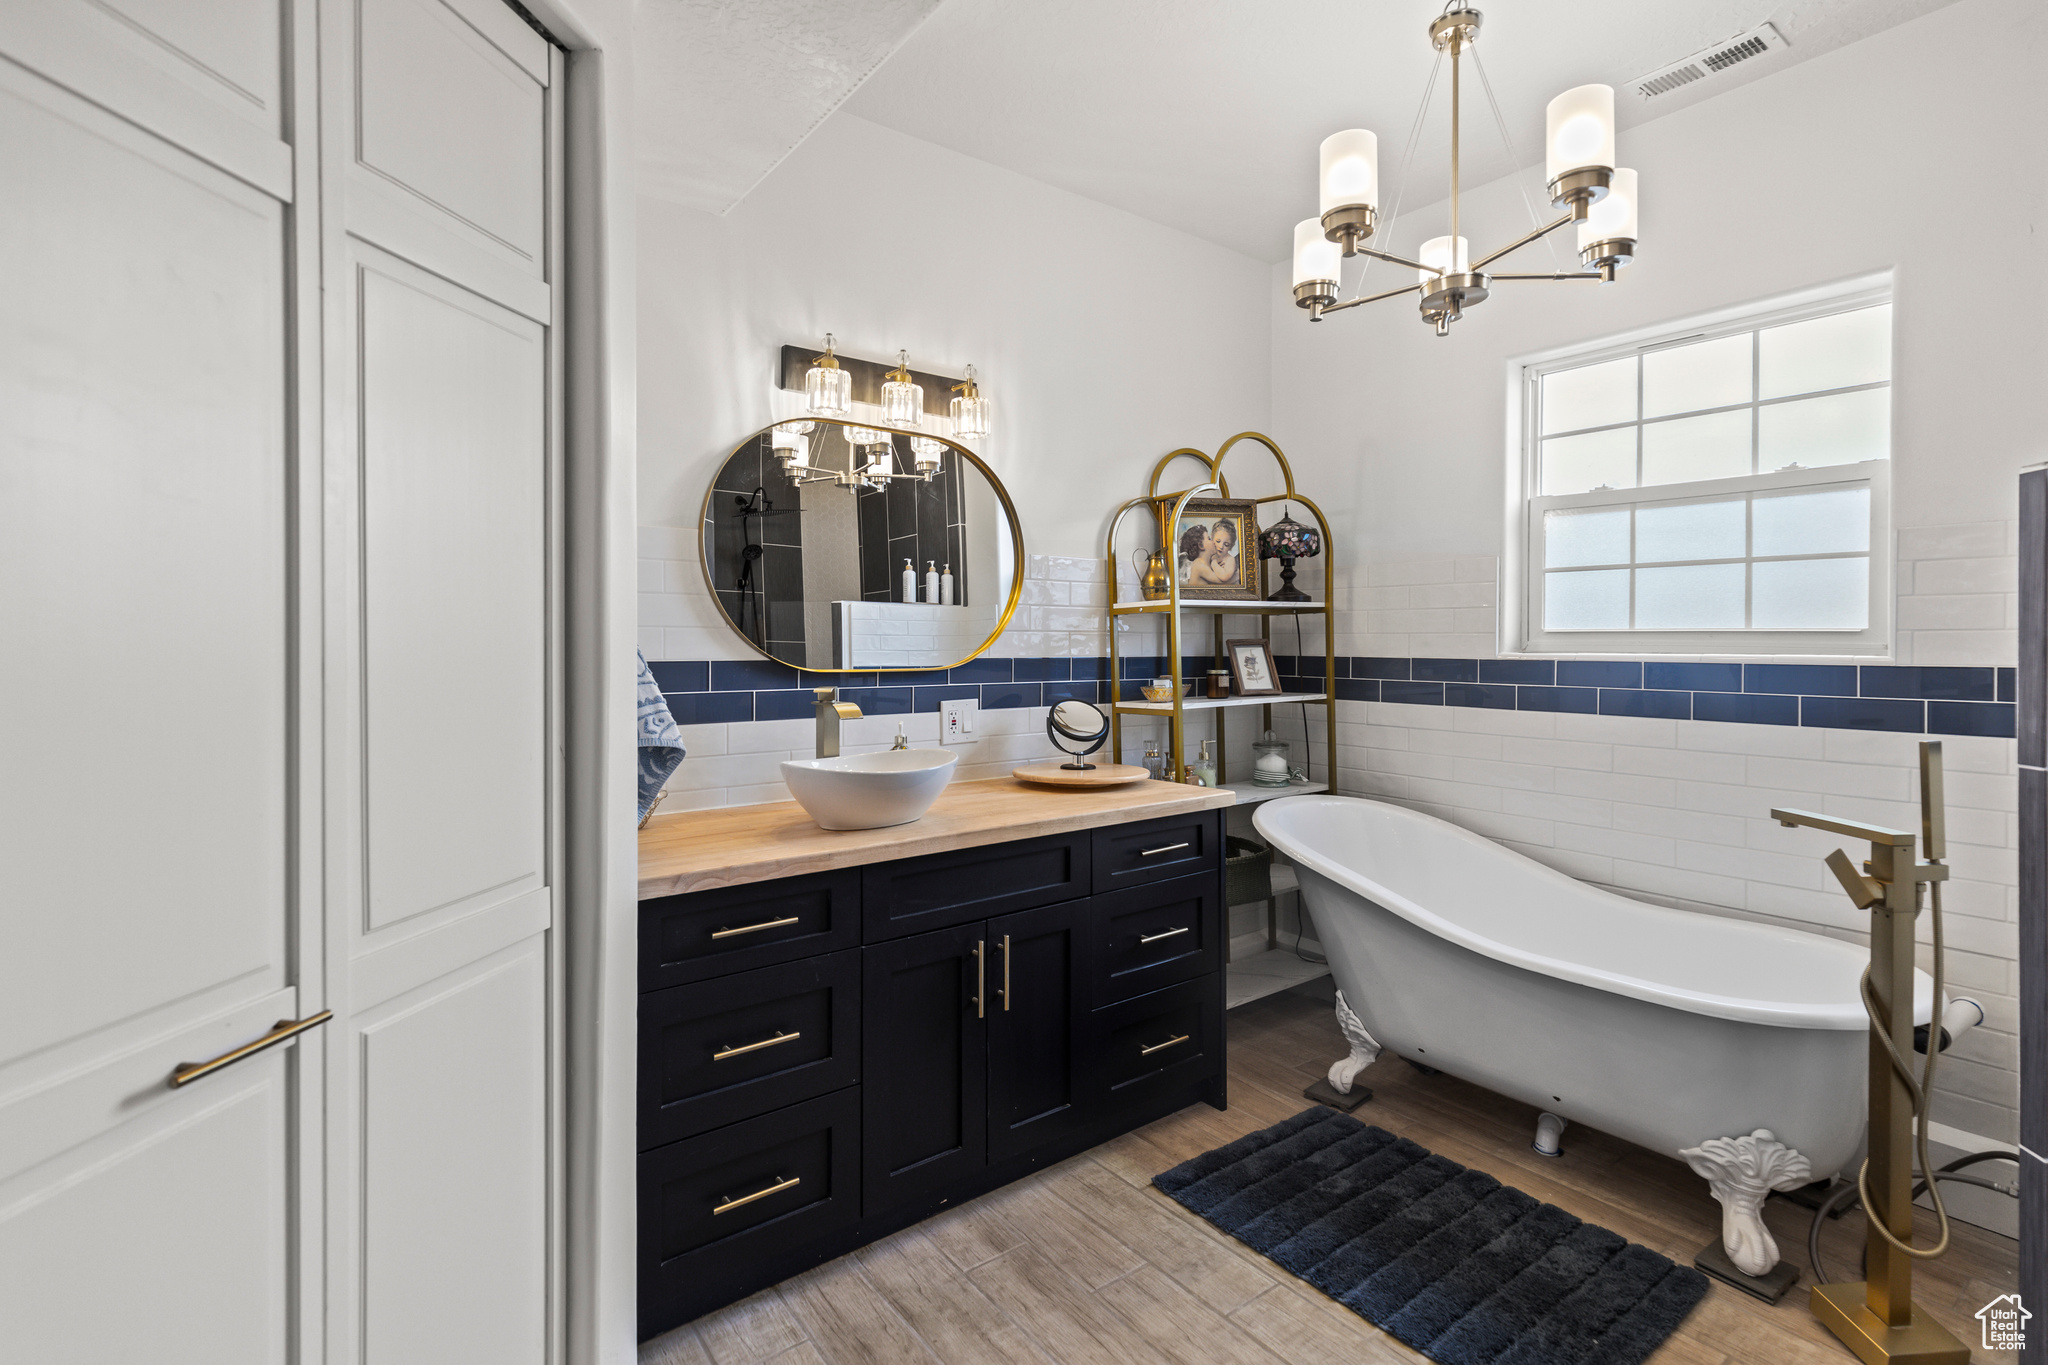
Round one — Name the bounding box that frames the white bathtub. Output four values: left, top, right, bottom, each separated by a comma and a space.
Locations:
1254, 795, 1936, 1273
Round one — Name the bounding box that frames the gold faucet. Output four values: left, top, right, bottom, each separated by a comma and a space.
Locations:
814, 687, 862, 759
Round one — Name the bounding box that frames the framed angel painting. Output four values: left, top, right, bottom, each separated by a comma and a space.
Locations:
1172, 498, 1261, 601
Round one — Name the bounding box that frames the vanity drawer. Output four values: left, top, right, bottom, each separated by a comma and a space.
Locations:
638, 1088, 861, 1339
1092, 974, 1222, 1109
639, 950, 860, 1148
1091, 811, 1219, 894
639, 869, 860, 990
862, 829, 1091, 940
1092, 873, 1221, 1007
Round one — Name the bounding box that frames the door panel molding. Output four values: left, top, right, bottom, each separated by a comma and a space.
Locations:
350, 886, 551, 1014
346, 166, 553, 322
0, 1, 292, 198
0, 986, 299, 1186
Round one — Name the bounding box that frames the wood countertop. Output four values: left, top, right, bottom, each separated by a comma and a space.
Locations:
638, 778, 1236, 900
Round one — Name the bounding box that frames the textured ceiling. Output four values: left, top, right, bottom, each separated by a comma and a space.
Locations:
635, 0, 942, 214
838, 0, 1964, 260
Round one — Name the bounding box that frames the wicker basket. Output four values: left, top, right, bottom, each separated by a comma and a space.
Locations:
1223, 835, 1273, 907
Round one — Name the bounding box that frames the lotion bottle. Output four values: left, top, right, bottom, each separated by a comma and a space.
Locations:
925, 560, 939, 603
940, 563, 954, 606
900, 558, 916, 603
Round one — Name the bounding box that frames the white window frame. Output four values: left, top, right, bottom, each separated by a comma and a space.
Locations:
1501, 274, 1895, 660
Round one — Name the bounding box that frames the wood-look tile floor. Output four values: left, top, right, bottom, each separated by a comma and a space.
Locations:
641, 983, 2021, 1365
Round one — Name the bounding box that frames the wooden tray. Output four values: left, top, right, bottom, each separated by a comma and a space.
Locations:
1011, 762, 1153, 788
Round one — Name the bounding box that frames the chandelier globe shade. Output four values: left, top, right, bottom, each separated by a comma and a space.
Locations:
1292, 219, 1342, 314
1318, 128, 1379, 250
1544, 84, 1616, 210
1578, 168, 1638, 276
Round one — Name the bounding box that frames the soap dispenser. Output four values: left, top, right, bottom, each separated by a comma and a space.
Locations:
900, 558, 916, 604
940, 563, 954, 606
925, 560, 939, 603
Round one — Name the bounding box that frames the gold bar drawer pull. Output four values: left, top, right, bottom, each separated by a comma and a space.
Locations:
1139, 1033, 1191, 1056
713, 1175, 800, 1215
1138, 927, 1190, 944
711, 915, 800, 940
1139, 842, 1190, 857
170, 1010, 333, 1089
712, 1030, 801, 1062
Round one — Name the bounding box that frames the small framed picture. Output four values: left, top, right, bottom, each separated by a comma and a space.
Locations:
1224, 638, 1283, 696
1171, 497, 1262, 600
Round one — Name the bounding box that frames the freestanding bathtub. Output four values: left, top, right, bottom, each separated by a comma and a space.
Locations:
1253, 794, 1938, 1276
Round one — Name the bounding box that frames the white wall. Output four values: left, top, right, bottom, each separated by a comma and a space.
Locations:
1252, 0, 2042, 1148
638, 110, 1271, 660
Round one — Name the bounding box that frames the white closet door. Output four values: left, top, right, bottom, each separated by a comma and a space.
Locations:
0, 2, 316, 1362
317, 1, 562, 1362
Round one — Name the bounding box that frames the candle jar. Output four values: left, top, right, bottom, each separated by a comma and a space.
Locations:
1251, 730, 1293, 788
1207, 669, 1231, 699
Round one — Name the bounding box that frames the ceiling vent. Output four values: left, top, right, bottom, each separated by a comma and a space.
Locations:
1628, 22, 1786, 101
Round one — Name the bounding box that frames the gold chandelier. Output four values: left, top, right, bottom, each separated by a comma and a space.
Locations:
1290, 6, 1639, 336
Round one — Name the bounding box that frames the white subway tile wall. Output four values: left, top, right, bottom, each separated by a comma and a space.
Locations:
641, 518, 2019, 1143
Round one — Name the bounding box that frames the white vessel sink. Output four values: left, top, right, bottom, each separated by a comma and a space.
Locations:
781, 749, 958, 831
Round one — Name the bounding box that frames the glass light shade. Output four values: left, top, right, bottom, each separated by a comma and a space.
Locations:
1578, 167, 1638, 247
910, 435, 945, 471
805, 360, 851, 416
950, 364, 991, 439
772, 431, 809, 470
1417, 235, 1469, 284
1257, 510, 1322, 560
1318, 129, 1379, 215
881, 350, 923, 427
866, 445, 894, 478
1546, 85, 1615, 181
1291, 219, 1341, 290
844, 424, 887, 448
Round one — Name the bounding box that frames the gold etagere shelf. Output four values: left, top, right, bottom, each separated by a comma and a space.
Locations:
1103, 432, 1339, 804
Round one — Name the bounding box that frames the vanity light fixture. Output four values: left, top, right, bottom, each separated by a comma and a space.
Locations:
1289, 7, 1639, 336
909, 433, 947, 474
880, 350, 923, 427
803, 334, 852, 416
771, 419, 813, 472
949, 364, 991, 440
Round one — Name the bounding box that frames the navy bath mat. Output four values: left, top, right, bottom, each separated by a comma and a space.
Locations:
1153, 1108, 1709, 1365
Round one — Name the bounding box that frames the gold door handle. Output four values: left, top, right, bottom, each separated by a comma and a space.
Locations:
1139, 842, 1190, 857
1139, 1033, 1190, 1056
170, 1010, 332, 1089
1000, 934, 1011, 1011
972, 939, 985, 1018
712, 1175, 800, 1215
711, 915, 799, 940
712, 1030, 801, 1061
1138, 927, 1190, 944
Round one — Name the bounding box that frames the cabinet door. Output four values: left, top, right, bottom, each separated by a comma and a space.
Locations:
862, 923, 988, 1217
986, 901, 1092, 1164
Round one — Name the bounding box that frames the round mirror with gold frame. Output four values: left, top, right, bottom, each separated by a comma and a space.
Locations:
700, 419, 1024, 672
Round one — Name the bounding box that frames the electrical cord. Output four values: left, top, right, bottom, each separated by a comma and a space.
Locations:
1808, 1150, 2021, 1286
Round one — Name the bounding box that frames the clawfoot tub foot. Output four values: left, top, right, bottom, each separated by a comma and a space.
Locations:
1680, 1128, 1812, 1301
1303, 990, 1383, 1113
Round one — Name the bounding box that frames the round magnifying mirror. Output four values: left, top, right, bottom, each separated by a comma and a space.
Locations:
1047, 699, 1110, 770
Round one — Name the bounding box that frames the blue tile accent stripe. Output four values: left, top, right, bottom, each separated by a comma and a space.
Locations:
652, 656, 2018, 738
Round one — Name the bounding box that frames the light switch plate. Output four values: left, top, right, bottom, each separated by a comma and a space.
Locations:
941, 699, 977, 744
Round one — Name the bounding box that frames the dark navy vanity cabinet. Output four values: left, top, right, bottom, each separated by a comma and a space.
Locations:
636, 810, 1228, 1339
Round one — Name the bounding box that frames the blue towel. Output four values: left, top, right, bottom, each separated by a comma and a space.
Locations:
637, 649, 685, 820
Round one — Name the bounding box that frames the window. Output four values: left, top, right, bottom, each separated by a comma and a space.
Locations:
1514, 285, 1892, 656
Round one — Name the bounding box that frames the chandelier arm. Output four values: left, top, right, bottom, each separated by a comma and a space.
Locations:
1352, 245, 1436, 274
1321, 282, 1424, 314
1489, 271, 1604, 281
1469, 212, 1577, 271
